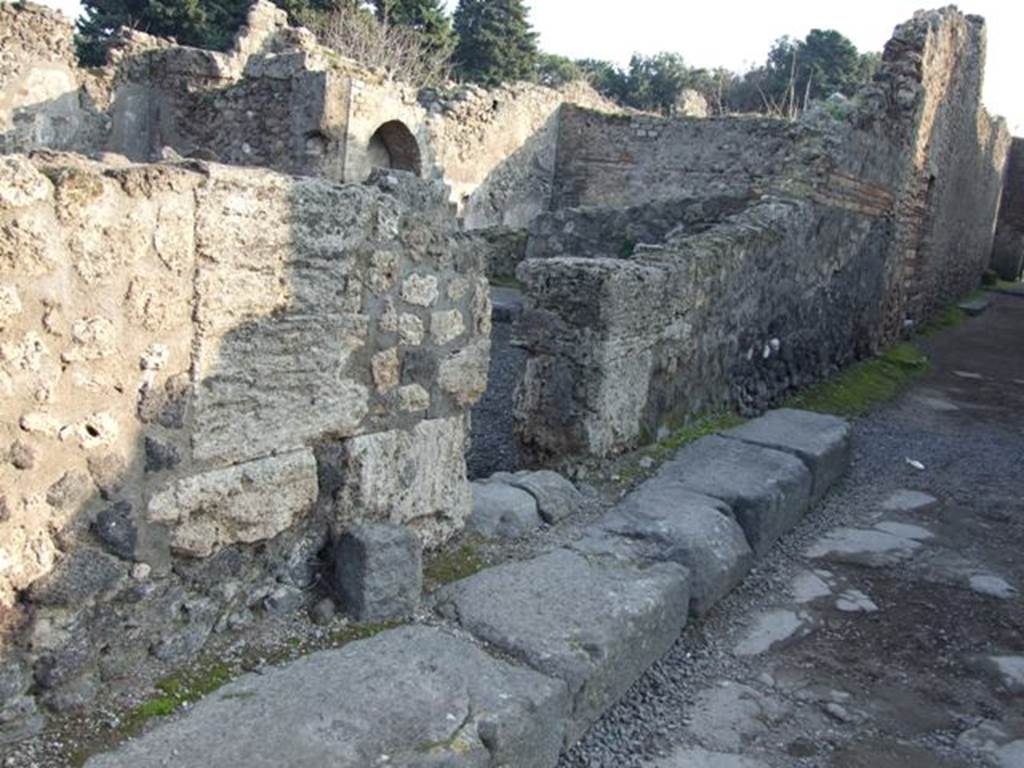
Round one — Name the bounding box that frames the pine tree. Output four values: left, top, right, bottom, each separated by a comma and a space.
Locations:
373, 0, 456, 59
76, 0, 249, 64
452, 0, 538, 85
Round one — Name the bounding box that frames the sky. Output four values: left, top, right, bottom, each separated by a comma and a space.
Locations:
38, 0, 1022, 132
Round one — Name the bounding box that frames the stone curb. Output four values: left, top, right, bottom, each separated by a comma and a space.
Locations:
86, 409, 849, 768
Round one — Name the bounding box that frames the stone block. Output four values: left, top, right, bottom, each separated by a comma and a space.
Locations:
436, 548, 689, 745
572, 481, 753, 616
438, 338, 491, 407
335, 417, 471, 547
333, 523, 422, 622
467, 481, 543, 539
27, 548, 125, 607
721, 409, 851, 502
85, 626, 569, 768
659, 436, 812, 556
148, 449, 319, 558
505, 470, 582, 524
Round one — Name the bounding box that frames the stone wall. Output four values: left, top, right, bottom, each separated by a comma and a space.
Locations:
0, 154, 488, 724
513, 7, 1011, 460
0, 0, 620, 232
0, 2, 109, 155
991, 138, 1024, 280
551, 109, 799, 210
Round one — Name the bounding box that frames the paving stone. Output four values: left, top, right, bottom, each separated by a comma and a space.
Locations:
570, 479, 752, 616
651, 747, 769, 767
722, 409, 850, 502
506, 470, 583, 523
85, 625, 569, 768
881, 489, 939, 512
333, 524, 422, 622
436, 548, 689, 745
957, 296, 990, 316
658, 436, 812, 556
467, 481, 543, 539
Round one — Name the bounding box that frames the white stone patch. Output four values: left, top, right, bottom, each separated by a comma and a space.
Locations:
990, 657, 1024, 690
401, 274, 439, 307
398, 313, 424, 346
995, 740, 1024, 768
734, 609, 808, 656
835, 589, 878, 613
881, 489, 938, 512
0, 284, 22, 324
791, 570, 832, 604
805, 523, 929, 565
969, 574, 1017, 599
953, 370, 983, 380
430, 309, 465, 345
873, 521, 935, 541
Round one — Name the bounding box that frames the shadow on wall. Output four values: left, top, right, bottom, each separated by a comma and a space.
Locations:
0, 80, 106, 156
0, 157, 486, 740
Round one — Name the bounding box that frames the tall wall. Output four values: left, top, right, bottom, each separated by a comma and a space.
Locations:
0, 154, 489, 723
991, 138, 1024, 280
514, 7, 1011, 461
551, 109, 800, 210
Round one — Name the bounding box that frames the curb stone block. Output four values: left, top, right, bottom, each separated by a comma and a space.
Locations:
721, 408, 851, 502
436, 548, 689, 746
572, 482, 753, 616
468, 481, 543, 539
333, 523, 422, 622
85, 626, 570, 768
504, 470, 583, 523
658, 436, 812, 556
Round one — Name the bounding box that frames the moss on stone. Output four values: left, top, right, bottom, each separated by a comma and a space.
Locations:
644, 412, 746, 463
424, 541, 486, 585
786, 342, 929, 417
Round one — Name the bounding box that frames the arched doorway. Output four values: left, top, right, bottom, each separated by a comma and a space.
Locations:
367, 120, 422, 176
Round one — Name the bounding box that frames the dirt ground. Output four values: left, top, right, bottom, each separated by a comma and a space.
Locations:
562, 293, 1024, 768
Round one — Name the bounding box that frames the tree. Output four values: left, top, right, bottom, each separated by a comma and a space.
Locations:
77, 0, 250, 64
535, 53, 583, 88
308, 2, 452, 86
763, 29, 864, 111
372, 0, 456, 59
575, 58, 629, 103
452, 0, 538, 85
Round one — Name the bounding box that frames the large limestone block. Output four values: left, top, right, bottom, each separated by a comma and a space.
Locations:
148, 449, 318, 557
722, 409, 851, 502
572, 481, 753, 616
436, 548, 689, 745
192, 313, 370, 464
659, 436, 812, 556
336, 417, 471, 547
85, 626, 569, 768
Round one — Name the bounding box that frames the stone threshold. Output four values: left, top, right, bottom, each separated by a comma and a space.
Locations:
85, 408, 850, 768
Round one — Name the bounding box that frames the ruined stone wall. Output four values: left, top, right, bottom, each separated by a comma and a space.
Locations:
550, 109, 799, 210
0, 2, 109, 155
514, 7, 1010, 460
991, 138, 1024, 280
0, 154, 488, 723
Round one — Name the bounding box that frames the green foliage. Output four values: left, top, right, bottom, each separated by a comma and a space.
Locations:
373, 0, 456, 58
786, 343, 929, 417
919, 305, 967, 335
452, 0, 538, 84
76, 0, 252, 64
536, 52, 583, 88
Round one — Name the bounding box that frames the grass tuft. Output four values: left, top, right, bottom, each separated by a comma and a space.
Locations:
786, 342, 929, 417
